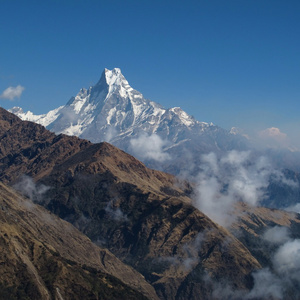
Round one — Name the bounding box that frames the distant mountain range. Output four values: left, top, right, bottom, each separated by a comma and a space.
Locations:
10, 68, 252, 174
9, 68, 300, 209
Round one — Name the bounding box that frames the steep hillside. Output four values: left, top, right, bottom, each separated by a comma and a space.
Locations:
37, 145, 261, 299
0, 181, 158, 300
2, 107, 300, 299
0, 107, 263, 299
231, 202, 300, 267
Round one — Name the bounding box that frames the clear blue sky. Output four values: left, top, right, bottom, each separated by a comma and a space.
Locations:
1, 0, 299, 139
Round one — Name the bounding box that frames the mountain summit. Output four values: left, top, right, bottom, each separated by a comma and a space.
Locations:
10, 68, 248, 174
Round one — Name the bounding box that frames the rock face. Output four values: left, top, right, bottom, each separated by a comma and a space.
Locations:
231, 202, 300, 266
229, 203, 300, 300
1, 107, 300, 299
0, 181, 157, 300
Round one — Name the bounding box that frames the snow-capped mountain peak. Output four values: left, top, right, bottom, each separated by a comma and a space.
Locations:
9, 67, 247, 174
92, 68, 135, 101
104, 68, 127, 87
9, 68, 212, 142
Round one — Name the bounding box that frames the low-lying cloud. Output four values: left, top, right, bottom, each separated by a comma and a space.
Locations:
248, 225, 300, 300
194, 151, 269, 226
153, 230, 210, 273
285, 203, 300, 214
193, 150, 297, 227
273, 238, 300, 280
129, 132, 171, 163
206, 225, 300, 299
262, 225, 290, 244
105, 199, 128, 222
13, 175, 50, 203
0, 85, 25, 101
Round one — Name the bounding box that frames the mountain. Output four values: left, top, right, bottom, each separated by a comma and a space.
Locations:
231, 202, 300, 268
1, 107, 300, 299
229, 203, 300, 300
0, 181, 157, 300
9, 68, 210, 140
10, 68, 249, 175
0, 107, 261, 299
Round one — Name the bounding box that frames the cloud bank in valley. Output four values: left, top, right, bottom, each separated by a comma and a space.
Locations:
193, 150, 298, 227
193, 151, 270, 226
246, 226, 300, 300
205, 225, 300, 299
0, 85, 25, 101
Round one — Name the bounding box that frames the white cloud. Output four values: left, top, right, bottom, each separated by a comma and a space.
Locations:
246, 268, 284, 299
193, 151, 274, 227
257, 127, 291, 149
247, 231, 300, 299
263, 226, 290, 244
273, 239, 300, 280
105, 200, 128, 222
0, 85, 25, 100
285, 203, 300, 213
129, 132, 171, 162
13, 175, 50, 203
259, 127, 287, 140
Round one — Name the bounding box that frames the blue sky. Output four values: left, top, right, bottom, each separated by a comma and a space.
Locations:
1, 0, 299, 140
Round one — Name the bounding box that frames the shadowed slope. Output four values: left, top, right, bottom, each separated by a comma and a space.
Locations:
0, 181, 158, 299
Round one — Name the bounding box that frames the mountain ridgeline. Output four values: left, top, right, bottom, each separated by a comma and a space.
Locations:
0, 181, 156, 300
1, 107, 300, 299
10, 68, 300, 202
10, 68, 250, 175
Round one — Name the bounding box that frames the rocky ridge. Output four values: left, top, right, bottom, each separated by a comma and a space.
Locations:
0, 107, 260, 299
1, 107, 300, 299
0, 181, 157, 300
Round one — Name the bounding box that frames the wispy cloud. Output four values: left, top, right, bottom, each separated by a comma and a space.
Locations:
105, 199, 128, 222
193, 151, 268, 226
246, 225, 300, 300
193, 151, 297, 227
0, 85, 25, 100
246, 268, 284, 299
13, 175, 50, 203
285, 202, 300, 213
256, 127, 290, 148
259, 127, 287, 140
205, 227, 300, 299
273, 238, 300, 281
129, 132, 171, 162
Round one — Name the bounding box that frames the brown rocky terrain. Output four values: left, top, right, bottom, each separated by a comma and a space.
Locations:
231, 202, 300, 267
1, 107, 300, 299
0, 107, 263, 299
0, 180, 158, 300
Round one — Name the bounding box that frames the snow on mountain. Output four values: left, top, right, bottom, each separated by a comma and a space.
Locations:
10, 68, 210, 140
10, 68, 248, 174
9, 106, 64, 127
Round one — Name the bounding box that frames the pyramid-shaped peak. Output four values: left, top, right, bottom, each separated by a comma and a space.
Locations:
104, 68, 126, 85
96, 67, 131, 92
105, 67, 122, 75
95, 67, 125, 88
